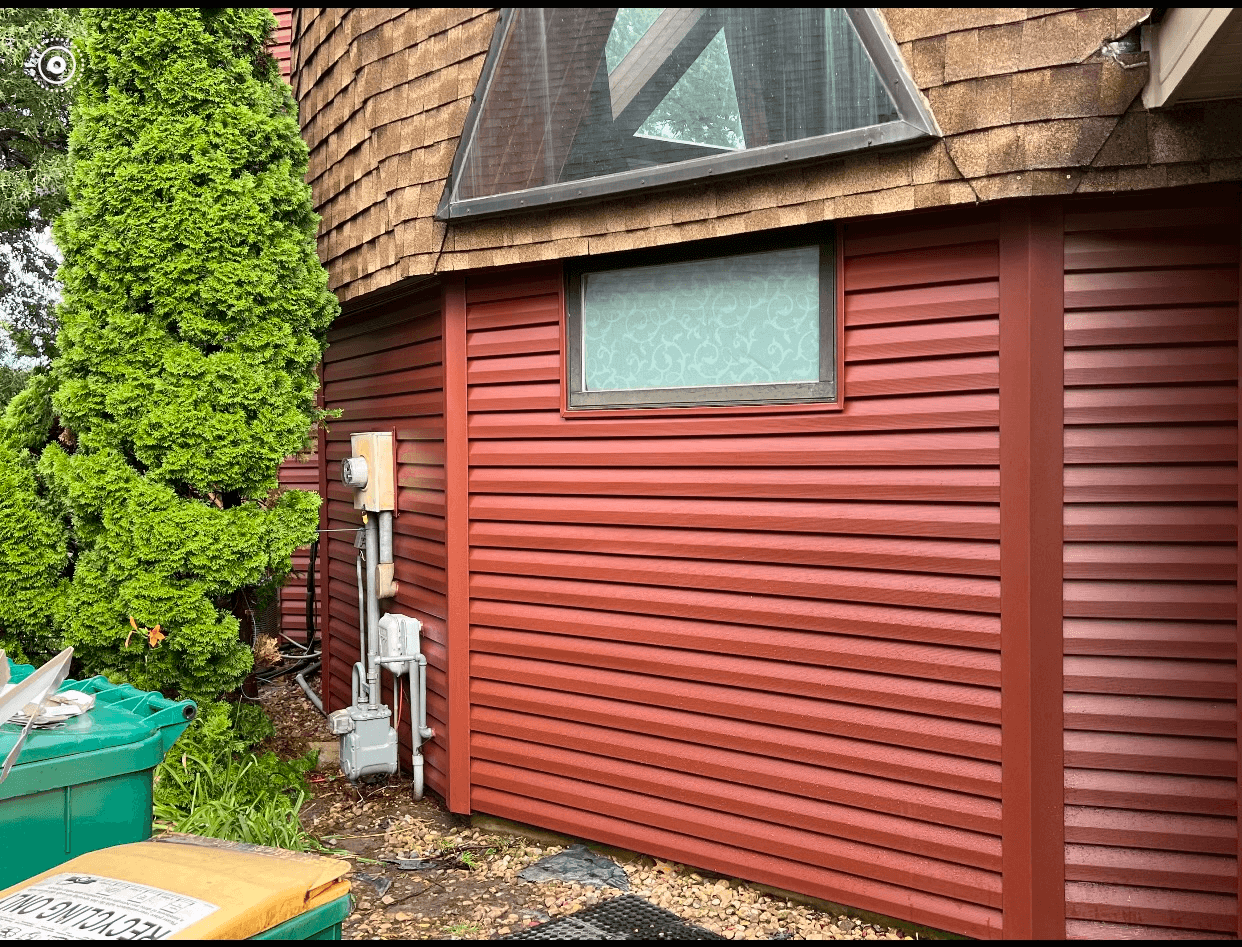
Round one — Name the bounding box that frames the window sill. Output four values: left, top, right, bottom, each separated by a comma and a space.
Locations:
559, 398, 844, 420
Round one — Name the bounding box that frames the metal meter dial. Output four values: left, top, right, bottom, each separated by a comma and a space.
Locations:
342, 455, 369, 489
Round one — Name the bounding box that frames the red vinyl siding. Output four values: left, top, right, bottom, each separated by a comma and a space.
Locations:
460, 211, 1007, 938
268, 5, 308, 642
320, 284, 450, 797
1061, 188, 1240, 939
308, 187, 1240, 938
269, 8, 292, 79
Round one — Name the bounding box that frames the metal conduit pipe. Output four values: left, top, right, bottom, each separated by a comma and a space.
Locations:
378, 510, 393, 564
297, 660, 324, 715
364, 515, 381, 711
353, 538, 368, 707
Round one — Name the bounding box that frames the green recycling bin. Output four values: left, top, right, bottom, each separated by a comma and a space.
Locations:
251, 894, 352, 940
0, 657, 197, 890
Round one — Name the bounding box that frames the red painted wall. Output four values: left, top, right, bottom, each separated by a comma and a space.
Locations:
269, 8, 292, 79
314, 188, 1240, 939
276, 453, 319, 643
271, 5, 306, 642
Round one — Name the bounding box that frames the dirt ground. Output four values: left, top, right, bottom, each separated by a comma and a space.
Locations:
256, 673, 923, 941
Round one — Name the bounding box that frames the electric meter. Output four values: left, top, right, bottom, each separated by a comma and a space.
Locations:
341, 455, 368, 489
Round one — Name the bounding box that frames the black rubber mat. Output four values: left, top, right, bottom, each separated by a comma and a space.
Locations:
503, 893, 726, 940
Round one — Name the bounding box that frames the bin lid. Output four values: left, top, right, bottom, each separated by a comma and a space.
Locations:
1, 657, 195, 798
1, 694, 161, 764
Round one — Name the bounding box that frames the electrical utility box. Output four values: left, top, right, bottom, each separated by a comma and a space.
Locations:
346, 432, 395, 513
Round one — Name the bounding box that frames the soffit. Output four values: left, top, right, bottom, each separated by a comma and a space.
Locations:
1143, 8, 1242, 108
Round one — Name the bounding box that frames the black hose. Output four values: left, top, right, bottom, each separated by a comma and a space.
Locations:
304, 538, 319, 655
255, 653, 320, 684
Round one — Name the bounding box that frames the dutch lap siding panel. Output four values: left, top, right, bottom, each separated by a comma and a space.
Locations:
276, 453, 319, 643
458, 212, 1007, 938
272, 5, 316, 643
291, 7, 1242, 939
1060, 189, 1240, 937
312, 192, 1242, 939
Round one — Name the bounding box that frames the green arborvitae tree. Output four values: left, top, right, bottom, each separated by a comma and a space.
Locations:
37, 8, 337, 699
0, 373, 67, 664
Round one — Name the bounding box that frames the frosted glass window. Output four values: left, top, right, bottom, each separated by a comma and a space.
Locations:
567, 238, 836, 409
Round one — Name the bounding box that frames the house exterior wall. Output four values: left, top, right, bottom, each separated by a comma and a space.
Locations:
288, 6, 1242, 938
311, 185, 1239, 939
276, 454, 319, 643
317, 282, 452, 796
271, 5, 318, 643
1059, 187, 1239, 937
271, 7, 293, 79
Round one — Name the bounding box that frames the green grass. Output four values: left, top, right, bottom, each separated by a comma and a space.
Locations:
152, 700, 334, 853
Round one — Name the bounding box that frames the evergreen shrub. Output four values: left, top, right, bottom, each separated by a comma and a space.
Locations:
4, 8, 338, 699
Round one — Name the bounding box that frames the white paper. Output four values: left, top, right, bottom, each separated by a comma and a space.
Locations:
0, 688, 95, 727
0, 873, 218, 940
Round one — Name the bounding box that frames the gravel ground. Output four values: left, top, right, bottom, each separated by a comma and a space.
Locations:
256, 672, 924, 941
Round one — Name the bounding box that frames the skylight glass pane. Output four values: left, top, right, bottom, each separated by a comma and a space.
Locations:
824, 8, 897, 134
605, 8, 663, 74
582, 247, 820, 391
635, 30, 744, 150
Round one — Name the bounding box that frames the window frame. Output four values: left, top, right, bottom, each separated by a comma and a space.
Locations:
435, 8, 938, 222
564, 228, 839, 412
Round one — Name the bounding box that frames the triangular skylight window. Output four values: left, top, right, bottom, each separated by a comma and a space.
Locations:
440, 8, 937, 220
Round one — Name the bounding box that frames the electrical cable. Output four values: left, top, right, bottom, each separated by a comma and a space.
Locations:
277, 630, 314, 652
296, 659, 325, 715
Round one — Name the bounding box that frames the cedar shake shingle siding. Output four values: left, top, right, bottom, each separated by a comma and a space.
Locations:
288, 8, 1242, 303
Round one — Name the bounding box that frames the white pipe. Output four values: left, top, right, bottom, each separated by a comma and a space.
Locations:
416, 655, 433, 741
408, 665, 424, 799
